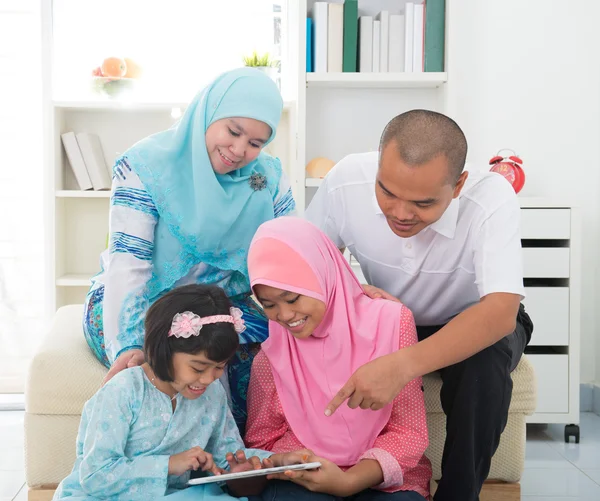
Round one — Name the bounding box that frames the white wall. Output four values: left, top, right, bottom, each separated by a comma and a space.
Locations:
443, 0, 600, 383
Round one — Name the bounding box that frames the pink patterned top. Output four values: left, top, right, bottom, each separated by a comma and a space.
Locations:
245, 307, 432, 498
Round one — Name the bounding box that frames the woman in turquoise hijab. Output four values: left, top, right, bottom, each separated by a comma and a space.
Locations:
82, 68, 296, 433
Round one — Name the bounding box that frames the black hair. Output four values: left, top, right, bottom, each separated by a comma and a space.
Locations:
144, 284, 239, 382
379, 109, 468, 183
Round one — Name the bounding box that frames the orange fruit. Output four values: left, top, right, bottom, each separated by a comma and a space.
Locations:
101, 57, 127, 78
123, 58, 142, 79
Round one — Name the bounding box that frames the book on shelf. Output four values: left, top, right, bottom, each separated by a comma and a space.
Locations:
377, 11, 390, 72
327, 3, 344, 72
358, 16, 373, 72
424, 0, 446, 72
372, 20, 381, 72
307, 1, 443, 76
413, 3, 425, 72
312, 2, 328, 72
75, 132, 112, 191
388, 14, 406, 72
404, 2, 415, 72
306, 17, 314, 72
342, 0, 358, 72
61, 132, 93, 191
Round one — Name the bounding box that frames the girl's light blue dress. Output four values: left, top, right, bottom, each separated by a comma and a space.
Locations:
52, 367, 272, 501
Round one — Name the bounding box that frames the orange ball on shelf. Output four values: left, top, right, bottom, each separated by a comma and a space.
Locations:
123, 58, 142, 79
101, 57, 127, 78
306, 157, 335, 178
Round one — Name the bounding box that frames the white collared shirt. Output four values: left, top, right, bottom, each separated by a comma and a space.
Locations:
305, 151, 525, 326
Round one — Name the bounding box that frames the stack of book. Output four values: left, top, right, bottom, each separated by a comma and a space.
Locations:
61, 132, 112, 191
306, 0, 445, 73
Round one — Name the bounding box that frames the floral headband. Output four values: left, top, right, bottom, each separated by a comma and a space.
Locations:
168, 307, 246, 338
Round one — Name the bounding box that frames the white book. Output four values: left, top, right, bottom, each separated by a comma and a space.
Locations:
404, 2, 415, 72
377, 11, 390, 72
60, 132, 92, 191
76, 132, 111, 191
313, 2, 329, 73
327, 3, 344, 73
413, 3, 424, 72
388, 14, 405, 72
359, 16, 373, 72
372, 20, 381, 73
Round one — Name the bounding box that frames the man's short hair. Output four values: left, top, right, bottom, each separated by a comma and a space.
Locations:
379, 109, 468, 183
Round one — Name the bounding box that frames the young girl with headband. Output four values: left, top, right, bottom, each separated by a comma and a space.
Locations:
54, 284, 308, 500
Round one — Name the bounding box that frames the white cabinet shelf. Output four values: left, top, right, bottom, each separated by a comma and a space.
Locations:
305, 178, 323, 187
306, 72, 447, 89
56, 274, 93, 287
56, 190, 111, 198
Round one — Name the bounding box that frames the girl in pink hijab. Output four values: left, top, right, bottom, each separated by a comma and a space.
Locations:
245, 217, 431, 501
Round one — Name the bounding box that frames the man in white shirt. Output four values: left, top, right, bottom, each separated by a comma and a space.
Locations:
305, 110, 533, 501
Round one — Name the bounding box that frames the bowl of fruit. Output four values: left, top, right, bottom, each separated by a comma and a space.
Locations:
91, 57, 142, 98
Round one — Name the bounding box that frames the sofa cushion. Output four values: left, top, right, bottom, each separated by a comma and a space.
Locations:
26, 305, 107, 415
423, 356, 537, 415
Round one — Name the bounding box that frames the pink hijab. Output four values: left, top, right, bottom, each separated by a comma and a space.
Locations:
248, 217, 403, 465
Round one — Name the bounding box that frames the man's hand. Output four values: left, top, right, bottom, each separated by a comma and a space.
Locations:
325, 350, 413, 416
103, 349, 145, 385
362, 284, 400, 302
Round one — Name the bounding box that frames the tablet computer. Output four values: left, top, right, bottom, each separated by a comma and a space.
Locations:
187, 461, 322, 485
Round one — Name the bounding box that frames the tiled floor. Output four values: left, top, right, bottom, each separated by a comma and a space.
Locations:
1, 411, 600, 500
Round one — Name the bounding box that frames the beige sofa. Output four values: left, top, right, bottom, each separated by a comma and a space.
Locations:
25, 305, 536, 501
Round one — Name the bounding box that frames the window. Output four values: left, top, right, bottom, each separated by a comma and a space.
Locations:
0, 0, 44, 393
52, 0, 287, 102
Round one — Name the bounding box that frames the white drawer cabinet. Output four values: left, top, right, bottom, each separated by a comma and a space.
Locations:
522, 248, 570, 278
523, 287, 569, 346
521, 208, 571, 239
527, 354, 569, 413
520, 201, 580, 439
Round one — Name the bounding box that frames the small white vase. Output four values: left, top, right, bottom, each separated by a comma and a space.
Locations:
253, 66, 278, 80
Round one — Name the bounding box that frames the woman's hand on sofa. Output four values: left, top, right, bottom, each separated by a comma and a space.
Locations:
102, 349, 145, 385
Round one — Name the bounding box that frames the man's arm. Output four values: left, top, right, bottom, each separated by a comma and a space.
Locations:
327, 293, 520, 414
325, 188, 525, 415
401, 292, 520, 379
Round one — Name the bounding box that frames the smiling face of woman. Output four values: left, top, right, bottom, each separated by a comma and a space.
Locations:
253, 284, 326, 339
205, 117, 272, 174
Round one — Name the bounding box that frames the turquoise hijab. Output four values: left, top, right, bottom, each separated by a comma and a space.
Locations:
124, 67, 284, 299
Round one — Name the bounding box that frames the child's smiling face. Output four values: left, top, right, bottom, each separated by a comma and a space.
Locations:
169, 351, 227, 399
253, 284, 326, 339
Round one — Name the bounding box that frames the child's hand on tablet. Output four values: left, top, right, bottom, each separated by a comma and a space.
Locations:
168, 447, 220, 477
223, 450, 265, 497
264, 448, 315, 469
225, 450, 263, 474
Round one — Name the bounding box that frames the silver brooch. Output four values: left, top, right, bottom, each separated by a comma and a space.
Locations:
249, 172, 267, 191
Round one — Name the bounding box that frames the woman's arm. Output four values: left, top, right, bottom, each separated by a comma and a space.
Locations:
102, 158, 157, 370
272, 167, 296, 217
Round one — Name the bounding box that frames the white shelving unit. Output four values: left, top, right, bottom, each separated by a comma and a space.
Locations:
42, 0, 297, 312
41, 0, 581, 434
306, 71, 447, 88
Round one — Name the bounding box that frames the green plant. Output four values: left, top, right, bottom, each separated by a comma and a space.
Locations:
243, 51, 277, 67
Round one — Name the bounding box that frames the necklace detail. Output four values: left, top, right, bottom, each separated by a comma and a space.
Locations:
147, 366, 178, 401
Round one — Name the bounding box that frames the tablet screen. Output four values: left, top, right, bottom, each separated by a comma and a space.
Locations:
187, 461, 322, 485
